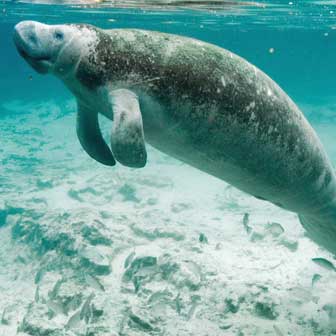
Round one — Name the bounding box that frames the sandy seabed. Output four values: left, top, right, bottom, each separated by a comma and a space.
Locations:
1, 98, 336, 336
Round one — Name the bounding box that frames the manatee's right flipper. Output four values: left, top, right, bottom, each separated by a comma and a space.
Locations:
109, 89, 147, 168
76, 102, 116, 166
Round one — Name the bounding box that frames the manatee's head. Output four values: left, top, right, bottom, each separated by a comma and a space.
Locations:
13, 21, 100, 79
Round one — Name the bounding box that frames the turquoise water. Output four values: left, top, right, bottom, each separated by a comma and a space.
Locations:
1, 1, 336, 335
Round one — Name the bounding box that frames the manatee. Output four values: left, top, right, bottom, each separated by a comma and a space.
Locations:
13, 20, 336, 254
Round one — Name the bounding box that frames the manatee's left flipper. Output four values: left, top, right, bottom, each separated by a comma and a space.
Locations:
77, 102, 116, 166
109, 89, 147, 168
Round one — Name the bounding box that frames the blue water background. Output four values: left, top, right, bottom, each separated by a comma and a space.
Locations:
1, 2, 336, 109
2, 2, 336, 171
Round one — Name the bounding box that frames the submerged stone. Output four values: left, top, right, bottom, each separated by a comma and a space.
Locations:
279, 237, 298, 252
254, 300, 279, 320
224, 295, 243, 314
265, 222, 285, 237
249, 230, 265, 242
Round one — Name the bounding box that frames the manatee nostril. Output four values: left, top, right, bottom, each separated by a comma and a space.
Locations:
28, 33, 37, 44
13, 21, 40, 47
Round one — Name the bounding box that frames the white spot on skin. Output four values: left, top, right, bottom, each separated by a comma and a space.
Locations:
316, 170, 327, 189
267, 88, 273, 96
121, 31, 137, 43
68, 26, 99, 65
246, 101, 256, 112
249, 111, 256, 122
221, 76, 226, 87
163, 38, 184, 58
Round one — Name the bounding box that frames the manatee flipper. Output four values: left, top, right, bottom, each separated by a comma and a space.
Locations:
77, 102, 116, 166
109, 89, 147, 168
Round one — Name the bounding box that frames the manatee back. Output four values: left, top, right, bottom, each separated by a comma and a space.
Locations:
91, 29, 336, 216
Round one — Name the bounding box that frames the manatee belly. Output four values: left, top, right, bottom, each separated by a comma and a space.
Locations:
138, 90, 336, 218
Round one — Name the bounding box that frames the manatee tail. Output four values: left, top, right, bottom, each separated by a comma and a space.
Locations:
299, 214, 336, 254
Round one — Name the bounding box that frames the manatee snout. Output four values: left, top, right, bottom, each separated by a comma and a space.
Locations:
14, 21, 56, 74
14, 21, 39, 43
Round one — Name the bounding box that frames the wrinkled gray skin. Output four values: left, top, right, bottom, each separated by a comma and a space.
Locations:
14, 20, 336, 254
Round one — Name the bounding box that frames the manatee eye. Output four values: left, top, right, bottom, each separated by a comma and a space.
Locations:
54, 31, 64, 41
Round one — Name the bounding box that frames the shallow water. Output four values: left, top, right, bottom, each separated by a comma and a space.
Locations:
1, 1, 336, 335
